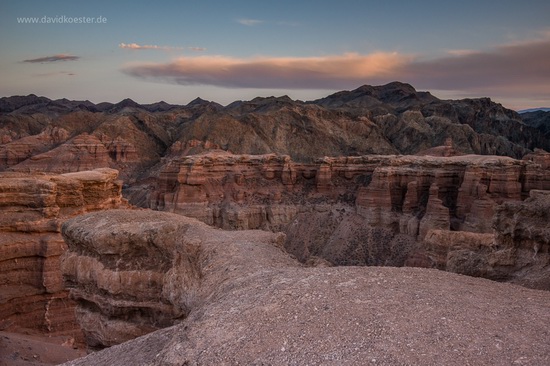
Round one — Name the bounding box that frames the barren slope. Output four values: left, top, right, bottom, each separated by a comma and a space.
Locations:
61, 210, 550, 365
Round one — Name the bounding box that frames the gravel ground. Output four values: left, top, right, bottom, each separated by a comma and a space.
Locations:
0, 330, 85, 365
59, 210, 550, 366
63, 265, 550, 366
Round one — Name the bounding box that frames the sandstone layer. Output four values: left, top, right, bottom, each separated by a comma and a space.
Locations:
150, 152, 550, 231
61, 209, 289, 349
148, 151, 550, 288
420, 190, 549, 290
61, 209, 550, 365
0, 168, 127, 342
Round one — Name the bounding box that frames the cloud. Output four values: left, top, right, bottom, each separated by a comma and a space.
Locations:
122, 52, 410, 89
236, 18, 263, 26
34, 71, 76, 77
446, 49, 477, 56
119, 42, 183, 51
188, 47, 207, 52
23, 54, 79, 63
121, 34, 550, 103
404, 37, 550, 97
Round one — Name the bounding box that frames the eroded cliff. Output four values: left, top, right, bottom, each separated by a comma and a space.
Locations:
60, 209, 550, 365
0, 168, 127, 341
148, 150, 550, 288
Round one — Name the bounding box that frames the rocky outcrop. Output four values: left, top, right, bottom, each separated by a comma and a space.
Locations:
0, 168, 127, 341
149, 152, 550, 288
317, 82, 549, 156
0, 126, 70, 169
151, 152, 550, 234
420, 189, 550, 290
422, 230, 495, 274
491, 189, 550, 289
8, 134, 112, 174
61, 209, 289, 349
417, 183, 450, 239
61, 209, 550, 365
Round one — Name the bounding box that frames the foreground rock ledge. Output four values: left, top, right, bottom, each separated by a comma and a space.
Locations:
62, 210, 550, 365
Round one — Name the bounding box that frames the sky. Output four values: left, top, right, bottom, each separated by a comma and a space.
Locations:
1, 0, 549, 110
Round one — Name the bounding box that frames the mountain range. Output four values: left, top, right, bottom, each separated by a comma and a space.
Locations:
1, 82, 549, 187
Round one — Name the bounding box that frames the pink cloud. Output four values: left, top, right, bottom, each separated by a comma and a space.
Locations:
119, 43, 183, 51
404, 38, 550, 94
121, 35, 550, 102
236, 18, 263, 26
122, 52, 411, 89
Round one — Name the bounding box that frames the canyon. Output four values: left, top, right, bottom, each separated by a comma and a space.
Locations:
62, 209, 550, 365
148, 149, 550, 289
1, 83, 550, 364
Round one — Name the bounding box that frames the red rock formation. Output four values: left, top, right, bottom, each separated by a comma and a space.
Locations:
490, 189, 550, 289
148, 152, 550, 289
355, 167, 396, 227
0, 126, 70, 170
0, 168, 127, 342
456, 156, 525, 232
102, 136, 140, 164
419, 189, 550, 289
418, 184, 450, 239
523, 148, 550, 170
423, 230, 495, 270
61, 209, 288, 349
150, 153, 550, 237
60, 209, 550, 365
522, 149, 550, 194
8, 133, 112, 174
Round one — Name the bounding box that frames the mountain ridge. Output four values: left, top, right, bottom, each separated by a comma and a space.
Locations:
1, 83, 548, 183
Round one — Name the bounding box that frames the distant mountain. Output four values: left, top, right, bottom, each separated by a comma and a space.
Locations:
0, 94, 51, 113
1, 83, 549, 184
520, 110, 550, 141
518, 108, 550, 114
313, 81, 438, 112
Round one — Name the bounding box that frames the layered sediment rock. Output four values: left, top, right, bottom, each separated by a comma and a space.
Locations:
0, 126, 70, 169
8, 134, 112, 174
149, 152, 550, 288
3, 82, 550, 186
61, 209, 289, 349
62, 209, 550, 365
421, 189, 550, 289
0, 168, 127, 340
422, 230, 495, 274
491, 189, 550, 289
151, 152, 550, 235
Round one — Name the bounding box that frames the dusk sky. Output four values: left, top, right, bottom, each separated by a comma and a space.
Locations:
1, 0, 549, 109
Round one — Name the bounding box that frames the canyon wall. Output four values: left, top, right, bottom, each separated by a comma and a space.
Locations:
150, 151, 550, 234
0, 168, 127, 340
149, 150, 550, 288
